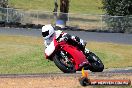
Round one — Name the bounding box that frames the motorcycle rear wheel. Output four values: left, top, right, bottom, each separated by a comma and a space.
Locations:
86, 52, 104, 72
53, 51, 76, 73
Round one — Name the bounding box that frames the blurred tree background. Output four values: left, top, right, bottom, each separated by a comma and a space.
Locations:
102, 0, 132, 16
102, 0, 132, 33
0, 0, 8, 7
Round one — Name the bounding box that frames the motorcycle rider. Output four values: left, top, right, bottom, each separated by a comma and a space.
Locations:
42, 24, 89, 70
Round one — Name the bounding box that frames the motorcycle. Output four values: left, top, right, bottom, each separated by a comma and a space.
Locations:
45, 36, 104, 73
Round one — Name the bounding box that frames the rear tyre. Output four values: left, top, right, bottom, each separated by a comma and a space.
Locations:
86, 52, 104, 72
53, 51, 76, 73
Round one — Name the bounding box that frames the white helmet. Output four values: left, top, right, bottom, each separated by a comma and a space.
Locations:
42, 24, 55, 39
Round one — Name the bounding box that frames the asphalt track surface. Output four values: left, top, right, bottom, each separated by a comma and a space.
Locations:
0, 68, 132, 78
0, 27, 132, 44
0, 27, 132, 78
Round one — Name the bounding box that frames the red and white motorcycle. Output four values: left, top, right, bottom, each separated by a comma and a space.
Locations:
45, 36, 104, 73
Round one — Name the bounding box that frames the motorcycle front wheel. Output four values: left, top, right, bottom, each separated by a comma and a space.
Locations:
53, 51, 76, 73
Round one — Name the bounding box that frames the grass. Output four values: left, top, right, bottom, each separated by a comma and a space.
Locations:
0, 35, 132, 74
0, 35, 60, 74
8, 0, 103, 14
87, 42, 132, 68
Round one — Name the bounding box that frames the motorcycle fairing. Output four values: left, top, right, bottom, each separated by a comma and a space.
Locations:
45, 40, 55, 57
62, 44, 88, 70
45, 36, 88, 70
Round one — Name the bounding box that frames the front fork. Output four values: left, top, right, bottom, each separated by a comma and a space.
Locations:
60, 51, 74, 63
60, 51, 75, 67
60, 51, 69, 62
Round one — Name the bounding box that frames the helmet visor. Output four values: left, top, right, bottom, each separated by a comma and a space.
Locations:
42, 30, 49, 37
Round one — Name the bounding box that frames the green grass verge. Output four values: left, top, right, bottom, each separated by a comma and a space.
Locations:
86, 42, 132, 69
0, 35, 132, 74
0, 35, 60, 74
8, 0, 103, 14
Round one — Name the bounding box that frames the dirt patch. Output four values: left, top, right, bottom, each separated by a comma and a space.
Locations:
0, 77, 85, 88
0, 75, 131, 88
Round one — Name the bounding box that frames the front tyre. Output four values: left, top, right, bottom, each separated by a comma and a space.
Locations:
87, 52, 104, 72
53, 51, 76, 73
